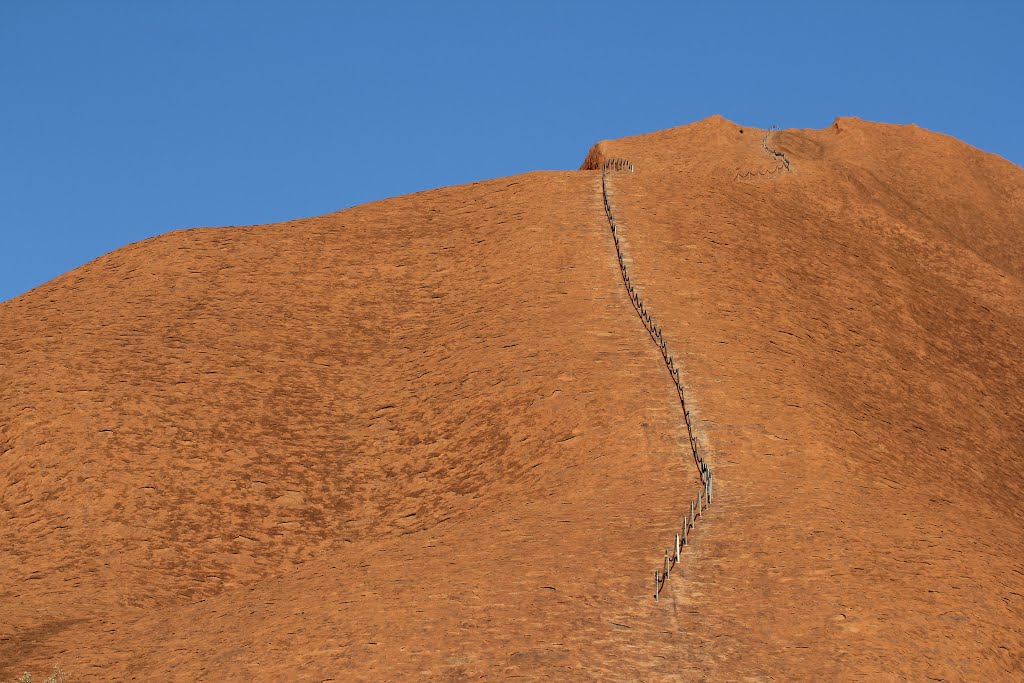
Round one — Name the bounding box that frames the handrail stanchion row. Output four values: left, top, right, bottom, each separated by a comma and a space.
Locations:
601, 157, 715, 601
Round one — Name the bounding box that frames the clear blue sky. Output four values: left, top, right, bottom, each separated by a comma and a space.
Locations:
2, 2, 1021, 303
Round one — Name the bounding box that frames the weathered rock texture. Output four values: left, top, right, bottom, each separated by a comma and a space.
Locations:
2, 116, 1022, 680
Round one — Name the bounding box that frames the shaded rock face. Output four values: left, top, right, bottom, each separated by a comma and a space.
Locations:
2, 116, 1023, 680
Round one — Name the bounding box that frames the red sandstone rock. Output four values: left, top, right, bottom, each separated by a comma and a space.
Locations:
2, 116, 1022, 680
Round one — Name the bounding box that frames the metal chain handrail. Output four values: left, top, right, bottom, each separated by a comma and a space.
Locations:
601, 158, 714, 601
735, 125, 793, 179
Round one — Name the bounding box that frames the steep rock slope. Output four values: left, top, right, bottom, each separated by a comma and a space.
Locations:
1, 172, 699, 680
588, 115, 1024, 679
2, 116, 1023, 680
